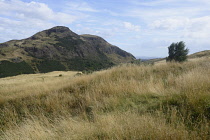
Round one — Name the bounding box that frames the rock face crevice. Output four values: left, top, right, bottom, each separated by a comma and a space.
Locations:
0, 26, 136, 78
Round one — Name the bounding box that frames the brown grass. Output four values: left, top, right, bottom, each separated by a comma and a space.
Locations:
0, 71, 78, 100
0, 57, 209, 139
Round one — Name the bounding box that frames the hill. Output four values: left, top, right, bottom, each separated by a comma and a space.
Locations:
0, 26, 135, 78
142, 50, 210, 65
188, 50, 210, 58
0, 57, 209, 139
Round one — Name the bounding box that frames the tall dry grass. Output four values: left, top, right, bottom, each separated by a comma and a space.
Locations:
0, 58, 209, 139
0, 71, 78, 100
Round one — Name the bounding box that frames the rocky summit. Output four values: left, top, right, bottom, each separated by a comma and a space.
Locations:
0, 26, 135, 78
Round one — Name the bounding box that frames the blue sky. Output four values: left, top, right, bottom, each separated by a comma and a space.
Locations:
0, 0, 210, 57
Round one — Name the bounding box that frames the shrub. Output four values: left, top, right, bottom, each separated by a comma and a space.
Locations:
167, 41, 189, 62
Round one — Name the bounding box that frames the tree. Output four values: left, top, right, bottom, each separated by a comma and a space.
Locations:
167, 43, 176, 61
166, 41, 189, 62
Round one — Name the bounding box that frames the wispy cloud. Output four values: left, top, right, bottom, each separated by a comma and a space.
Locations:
123, 22, 140, 32
66, 1, 98, 12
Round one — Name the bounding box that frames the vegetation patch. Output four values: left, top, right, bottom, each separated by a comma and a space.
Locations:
101, 93, 162, 113
0, 60, 34, 78
55, 36, 84, 51
36, 60, 66, 73
162, 93, 210, 125
67, 58, 114, 71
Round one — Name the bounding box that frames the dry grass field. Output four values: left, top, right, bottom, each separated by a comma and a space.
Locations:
0, 57, 209, 139
0, 71, 79, 101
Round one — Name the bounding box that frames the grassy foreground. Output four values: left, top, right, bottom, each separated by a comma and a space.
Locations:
0, 57, 209, 139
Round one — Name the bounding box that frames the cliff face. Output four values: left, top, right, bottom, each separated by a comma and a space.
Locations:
0, 26, 135, 78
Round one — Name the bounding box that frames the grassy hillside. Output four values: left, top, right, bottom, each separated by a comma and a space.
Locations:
0, 57, 209, 139
188, 50, 210, 58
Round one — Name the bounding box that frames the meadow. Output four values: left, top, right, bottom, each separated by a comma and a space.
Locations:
0, 57, 209, 140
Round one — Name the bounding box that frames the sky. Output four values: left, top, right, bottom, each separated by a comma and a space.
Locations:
0, 0, 210, 57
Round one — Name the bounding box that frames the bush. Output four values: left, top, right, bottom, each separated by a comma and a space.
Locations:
166, 41, 189, 62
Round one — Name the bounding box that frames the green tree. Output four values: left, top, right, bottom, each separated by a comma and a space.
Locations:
167, 43, 176, 61
166, 41, 189, 62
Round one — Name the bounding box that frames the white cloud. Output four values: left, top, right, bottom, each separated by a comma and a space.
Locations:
149, 17, 189, 30
130, 0, 177, 6
125, 0, 210, 22
0, 17, 55, 42
123, 22, 140, 32
127, 8, 204, 21
122, 0, 210, 56
150, 16, 210, 39
0, 0, 87, 42
130, 0, 210, 7
0, 0, 78, 24
75, 26, 116, 39
103, 9, 120, 16
66, 1, 98, 12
